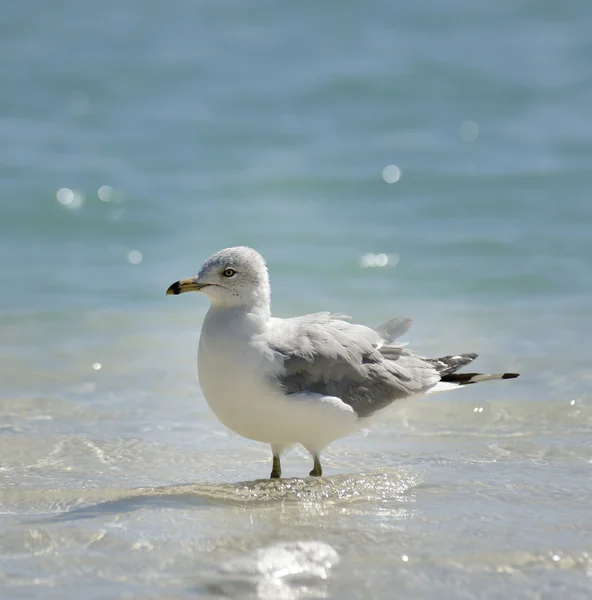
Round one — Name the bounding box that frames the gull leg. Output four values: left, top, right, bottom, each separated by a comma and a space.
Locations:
270, 454, 281, 479
309, 455, 322, 477
270, 445, 282, 479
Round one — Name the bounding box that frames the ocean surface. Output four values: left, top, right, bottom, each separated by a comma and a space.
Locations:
1, 0, 592, 598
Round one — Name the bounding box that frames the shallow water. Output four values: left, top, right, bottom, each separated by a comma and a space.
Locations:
2, 0, 592, 598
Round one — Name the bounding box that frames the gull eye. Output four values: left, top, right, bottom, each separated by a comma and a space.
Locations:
223, 268, 236, 278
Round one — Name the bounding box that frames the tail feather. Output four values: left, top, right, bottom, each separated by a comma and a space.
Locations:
428, 352, 520, 389
440, 372, 520, 385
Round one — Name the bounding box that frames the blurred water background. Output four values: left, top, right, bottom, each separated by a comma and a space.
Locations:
1, 1, 592, 598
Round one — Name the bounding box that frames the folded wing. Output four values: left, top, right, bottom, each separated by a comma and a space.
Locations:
267, 313, 440, 418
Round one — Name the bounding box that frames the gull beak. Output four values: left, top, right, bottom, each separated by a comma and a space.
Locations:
166, 278, 210, 295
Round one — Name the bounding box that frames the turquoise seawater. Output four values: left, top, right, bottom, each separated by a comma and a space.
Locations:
1, 1, 592, 598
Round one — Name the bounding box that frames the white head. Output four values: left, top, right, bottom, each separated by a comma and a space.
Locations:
166, 246, 271, 311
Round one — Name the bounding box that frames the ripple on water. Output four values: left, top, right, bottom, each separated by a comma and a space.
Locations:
191, 468, 421, 506
6, 468, 420, 522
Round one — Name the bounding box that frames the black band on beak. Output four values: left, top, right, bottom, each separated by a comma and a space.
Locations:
167, 281, 182, 295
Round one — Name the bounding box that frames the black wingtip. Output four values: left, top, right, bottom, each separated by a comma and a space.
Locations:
502, 373, 520, 379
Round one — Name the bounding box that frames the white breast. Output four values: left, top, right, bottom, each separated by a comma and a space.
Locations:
197, 309, 286, 443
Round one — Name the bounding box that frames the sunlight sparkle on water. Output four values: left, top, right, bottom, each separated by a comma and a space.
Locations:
128, 250, 143, 264
56, 188, 73, 205
382, 164, 401, 183
98, 186, 113, 202
56, 188, 84, 209
360, 253, 399, 268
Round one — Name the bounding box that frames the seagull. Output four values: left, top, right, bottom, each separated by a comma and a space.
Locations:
166, 247, 519, 479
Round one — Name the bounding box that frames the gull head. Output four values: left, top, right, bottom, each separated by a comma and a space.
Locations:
166, 246, 271, 310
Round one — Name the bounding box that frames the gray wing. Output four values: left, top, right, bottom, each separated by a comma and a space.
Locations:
266, 313, 441, 418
